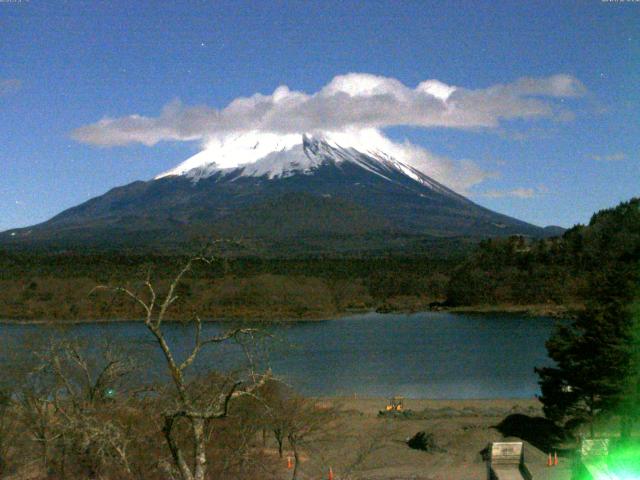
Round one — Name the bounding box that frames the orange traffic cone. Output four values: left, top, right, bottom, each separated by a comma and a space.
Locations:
554, 451, 559, 466
547, 453, 553, 467
329, 466, 334, 480
287, 456, 293, 469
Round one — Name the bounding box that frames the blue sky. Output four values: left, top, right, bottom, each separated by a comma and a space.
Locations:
0, 0, 638, 231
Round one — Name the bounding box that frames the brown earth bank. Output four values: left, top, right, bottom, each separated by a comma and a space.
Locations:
271, 397, 568, 480
4, 397, 570, 480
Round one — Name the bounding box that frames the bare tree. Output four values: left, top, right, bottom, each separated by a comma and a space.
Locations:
300, 415, 397, 480
96, 254, 270, 480
285, 398, 332, 480
258, 380, 290, 459
18, 371, 59, 474
258, 381, 338, 480
0, 388, 16, 476
1, 332, 51, 476
18, 338, 138, 478
338, 423, 394, 480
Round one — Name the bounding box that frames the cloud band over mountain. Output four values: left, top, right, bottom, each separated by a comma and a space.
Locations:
72, 73, 585, 147
71, 73, 585, 194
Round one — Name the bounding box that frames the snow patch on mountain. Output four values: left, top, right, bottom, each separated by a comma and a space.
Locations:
155, 131, 463, 201
157, 131, 300, 178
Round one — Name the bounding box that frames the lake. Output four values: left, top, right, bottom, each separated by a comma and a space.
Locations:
0, 311, 555, 399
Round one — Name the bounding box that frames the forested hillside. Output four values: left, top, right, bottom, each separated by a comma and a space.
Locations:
1, 198, 637, 322
445, 197, 640, 309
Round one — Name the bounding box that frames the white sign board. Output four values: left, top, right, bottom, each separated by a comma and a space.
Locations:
491, 442, 523, 461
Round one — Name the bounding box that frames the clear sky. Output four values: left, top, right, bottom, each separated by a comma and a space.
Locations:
0, 0, 638, 232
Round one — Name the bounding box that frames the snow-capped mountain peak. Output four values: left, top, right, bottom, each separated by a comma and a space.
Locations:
2, 134, 546, 248
156, 131, 301, 179
155, 132, 463, 200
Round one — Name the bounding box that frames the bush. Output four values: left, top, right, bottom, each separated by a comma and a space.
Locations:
406, 431, 444, 452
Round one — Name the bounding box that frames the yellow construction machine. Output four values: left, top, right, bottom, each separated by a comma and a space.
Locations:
385, 396, 404, 412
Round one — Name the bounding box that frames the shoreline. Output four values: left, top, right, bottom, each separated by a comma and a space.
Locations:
307, 396, 550, 480
317, 396, 542, 414
0, 303, 576, 325
444, 303, 580, 318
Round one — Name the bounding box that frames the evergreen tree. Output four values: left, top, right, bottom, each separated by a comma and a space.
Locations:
536, 302, 631, 436
536, 199, 640, 438
618, 299, 640, 439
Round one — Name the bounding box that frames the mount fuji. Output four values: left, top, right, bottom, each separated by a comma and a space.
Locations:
1, 134, 553, 252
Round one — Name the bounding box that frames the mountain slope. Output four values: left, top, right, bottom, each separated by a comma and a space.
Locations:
1, 135, 549, 252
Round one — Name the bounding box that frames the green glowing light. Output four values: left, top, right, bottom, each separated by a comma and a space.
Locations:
580, 442, 640, 480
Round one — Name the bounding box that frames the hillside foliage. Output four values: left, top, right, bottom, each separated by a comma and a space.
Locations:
534, 198, 640, 436
0, 198, 638, 322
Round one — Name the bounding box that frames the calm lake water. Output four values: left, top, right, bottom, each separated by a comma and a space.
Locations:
0, 311, 555, 399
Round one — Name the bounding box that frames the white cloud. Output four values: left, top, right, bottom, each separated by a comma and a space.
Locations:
476, 187, 540, 199
590, 152, 626, 162
70, 72, 585, 193
0, 78, 21, 96
309, 128, 497, 193
72, 72, 586, 147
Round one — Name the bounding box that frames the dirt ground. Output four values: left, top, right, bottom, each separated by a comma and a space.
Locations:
6, 396, 572, 480
284, 397, 572, 480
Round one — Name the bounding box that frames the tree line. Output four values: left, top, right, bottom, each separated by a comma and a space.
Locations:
535, 198, 640, 442
1, 199, 639, 323
0, 256, 339, 480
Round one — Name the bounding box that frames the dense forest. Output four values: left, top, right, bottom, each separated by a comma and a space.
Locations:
0, 198, 638, 322
535, 198, 640, 440
0, 252, 457, 321
447, 197, 640, 306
